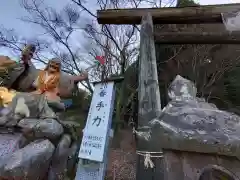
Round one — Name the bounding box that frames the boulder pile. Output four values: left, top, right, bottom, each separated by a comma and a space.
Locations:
0, 92, 81, 180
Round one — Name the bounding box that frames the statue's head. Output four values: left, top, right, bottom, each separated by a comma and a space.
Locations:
46, 58, 61, 74
21, 44, 36, 64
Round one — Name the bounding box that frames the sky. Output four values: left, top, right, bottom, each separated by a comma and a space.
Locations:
0, 0, 239, 38
0, 0, 239, 91
0, 0, 97, 66
0, 0, 240, 61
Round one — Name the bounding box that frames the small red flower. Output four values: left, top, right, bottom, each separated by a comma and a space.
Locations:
95, 56, 105, 65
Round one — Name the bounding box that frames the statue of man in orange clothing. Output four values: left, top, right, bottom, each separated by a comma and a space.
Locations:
33, 58, 88, 102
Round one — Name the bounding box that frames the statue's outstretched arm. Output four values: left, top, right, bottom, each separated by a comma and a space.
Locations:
71, 72, 88, 83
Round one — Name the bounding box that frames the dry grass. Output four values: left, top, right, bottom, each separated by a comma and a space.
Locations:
106, 129, 136, 180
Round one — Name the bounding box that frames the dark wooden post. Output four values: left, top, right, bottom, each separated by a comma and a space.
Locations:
137, 13, 162, 180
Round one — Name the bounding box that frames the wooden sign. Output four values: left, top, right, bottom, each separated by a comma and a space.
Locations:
78, 82, 115, 162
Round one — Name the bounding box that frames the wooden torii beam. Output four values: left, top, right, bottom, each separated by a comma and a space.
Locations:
97, 3, 240, 25
154, 32, 240, 44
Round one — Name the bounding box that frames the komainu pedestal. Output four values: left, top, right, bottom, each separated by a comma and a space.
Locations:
149, 75, 240, 180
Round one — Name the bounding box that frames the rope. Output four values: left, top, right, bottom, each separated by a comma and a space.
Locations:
128, 120, 151, 141
129, 122, 163, 169
132, 127, 151, 141
136, 150, 163, 169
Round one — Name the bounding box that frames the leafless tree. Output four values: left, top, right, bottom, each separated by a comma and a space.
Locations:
0, 28, 23, 53
69, 0, 162, 124
73, 0, 176, 81
0, 0, 161, 88
74, 0, 142, 81
0, 0, 163, 124
0, 26, 51, 66
19, 0, 93, 92
158, 42, 240, 109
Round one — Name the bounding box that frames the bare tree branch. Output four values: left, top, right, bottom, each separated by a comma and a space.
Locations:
20, 0, 94, 92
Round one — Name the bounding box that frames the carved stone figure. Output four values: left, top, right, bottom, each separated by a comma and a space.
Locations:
0, 86, 17, 107
0, 44, 38, 92
31, 58, 88, 110
0, 52, 86, 179
33, 58, 62, 102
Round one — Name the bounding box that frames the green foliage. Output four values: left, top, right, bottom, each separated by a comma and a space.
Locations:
110, 62, 138, 131
69, 86, 91, 111
223, 66, 240, 109
61, 87, 91, 127
176, 0, 199, 7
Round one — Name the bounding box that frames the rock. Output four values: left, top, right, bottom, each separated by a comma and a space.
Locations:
54, 134, 72, 158
18, 118, 64, 139
59, 73, 75, 97
48, 100, 65, 112
0, 139, 55, 180
0, 108, 21, 127
4, 114, 22, 127
9, 93, 57, 119
66, 142, 79, 175
149, 75, 240, 158
168, 75, 197, 100
0, 116, 8, 126
59, 120, 81, 140
0, 133, 27, 162
59, 120, 80, 129
48, 134, 72, 180
0, 108, 11, 116
0, 91, 80, 180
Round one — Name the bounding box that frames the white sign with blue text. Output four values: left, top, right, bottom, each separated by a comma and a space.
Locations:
78, 82, 115, 162
75, 129, 114, 180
